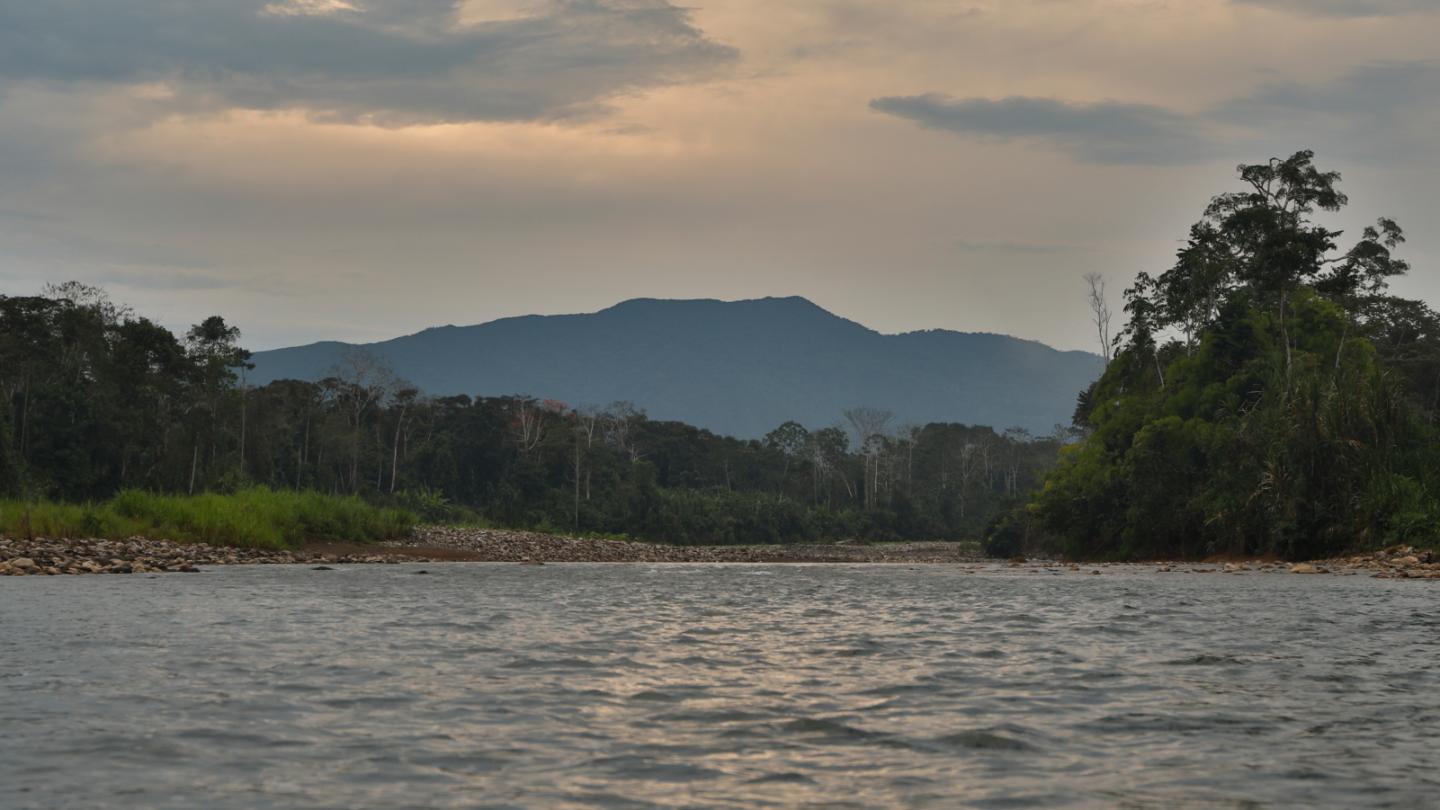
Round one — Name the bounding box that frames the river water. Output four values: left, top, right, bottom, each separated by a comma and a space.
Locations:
2, 563, 1437, 809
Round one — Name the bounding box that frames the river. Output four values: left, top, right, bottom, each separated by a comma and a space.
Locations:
2, 563, 1436, 808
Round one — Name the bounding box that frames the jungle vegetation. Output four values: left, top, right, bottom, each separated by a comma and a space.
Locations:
1031, 151, 1440, 560
0, 284, 1062, 544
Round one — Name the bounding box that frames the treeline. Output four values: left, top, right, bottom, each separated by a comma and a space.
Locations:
1029, 151, 1440, 560
0, 284, 1063, 544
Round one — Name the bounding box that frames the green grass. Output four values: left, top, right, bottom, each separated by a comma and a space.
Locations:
0, 488, 416, 549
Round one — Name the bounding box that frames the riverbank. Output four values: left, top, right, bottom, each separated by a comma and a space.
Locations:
2, 529, 1437, 577
391, 526, 986, 563
0, 536, 446, 576
0, 529, 986, 575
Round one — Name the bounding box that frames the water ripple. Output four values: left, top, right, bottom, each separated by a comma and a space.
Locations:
2, 563, 1436, 808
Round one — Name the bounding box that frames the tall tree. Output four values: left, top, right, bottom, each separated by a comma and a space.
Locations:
1036, 151, 1436, 560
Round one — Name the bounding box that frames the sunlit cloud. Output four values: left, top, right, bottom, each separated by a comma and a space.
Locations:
1234, 0, 1439, 17
262, 0, 358, 17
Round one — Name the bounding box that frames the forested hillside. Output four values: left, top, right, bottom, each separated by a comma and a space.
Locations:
0, 286, 1063, 544
1033, 151, 1440, 560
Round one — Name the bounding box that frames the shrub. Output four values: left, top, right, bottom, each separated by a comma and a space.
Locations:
0, 487, 416, 549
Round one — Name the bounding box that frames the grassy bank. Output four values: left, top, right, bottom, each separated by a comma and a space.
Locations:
0, 488, 416, 549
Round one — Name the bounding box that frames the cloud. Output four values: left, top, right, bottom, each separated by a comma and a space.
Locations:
869, 94, 1213, 165
0, 0, 737, 125
1218, 61, 1439, 122
1212, 61, 1440, 159
1234, 0, 1438, 17
873, 60, 1440, 166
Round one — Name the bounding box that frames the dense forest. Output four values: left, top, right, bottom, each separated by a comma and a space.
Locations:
0, 284, 1064, 544
1031, 151, 1440, 560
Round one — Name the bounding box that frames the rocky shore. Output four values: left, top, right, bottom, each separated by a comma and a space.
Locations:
2, 529, 1437, 578
0, 536, 442, 576
390, 526, 986, 564
1315, 546, 1440, 579
0, 529, 986, 575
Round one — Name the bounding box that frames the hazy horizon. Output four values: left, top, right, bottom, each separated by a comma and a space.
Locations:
2, 0, 1437, 352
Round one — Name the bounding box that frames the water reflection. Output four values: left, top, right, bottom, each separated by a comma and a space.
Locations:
1, 564, 1436, 808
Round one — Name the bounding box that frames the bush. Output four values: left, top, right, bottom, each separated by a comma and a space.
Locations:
0, 487, 416, 549
982, 512, 1024, 558
385, 487, 488, 525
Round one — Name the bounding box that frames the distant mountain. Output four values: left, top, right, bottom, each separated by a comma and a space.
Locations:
249, 296, 1102, 438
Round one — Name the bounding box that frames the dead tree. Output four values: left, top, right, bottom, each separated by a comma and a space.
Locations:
328, 349, 397, 492
843, 407, 893, 510
1085, 272, 1113, 364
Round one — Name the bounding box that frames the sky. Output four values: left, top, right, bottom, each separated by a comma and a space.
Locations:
1, 0, 1437, 353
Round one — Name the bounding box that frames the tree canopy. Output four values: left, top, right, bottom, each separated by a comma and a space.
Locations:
1035, 151, 1440, 560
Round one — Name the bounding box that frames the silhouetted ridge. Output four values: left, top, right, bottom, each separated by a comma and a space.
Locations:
250, 297, 1101, 437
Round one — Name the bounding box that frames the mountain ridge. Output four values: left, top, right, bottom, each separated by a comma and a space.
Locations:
249, 296, 1101, 438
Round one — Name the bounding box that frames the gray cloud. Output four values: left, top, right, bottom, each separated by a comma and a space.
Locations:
1234, 0, 1438, 16
875, 60, 1440, 166
1213, 61, 1440, 160
1218, 61, 1439, 123
869, 94, 1213, 165
0, 0, 736, 124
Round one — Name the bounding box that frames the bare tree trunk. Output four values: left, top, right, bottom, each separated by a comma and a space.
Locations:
1331, 319, 1349, 387
238, 379, 247, 478
907, 441, 914, 496
389, 403, 408, 494
19, 379, 30, 459
1280, 290, 1292, 395
299, 415, 309, 490
188, 443, 199, 495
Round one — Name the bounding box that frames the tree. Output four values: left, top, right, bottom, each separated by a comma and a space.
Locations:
1084, 272, 1113, 364
808, 426, 850, 505
185, 315, 252, 492
843, 407, 893, 510
388, 386, 421, 493
326, 349, 396, 493
603, 401, 645, 462
764, 420, 810, 488
1035, 151, 1438, 560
